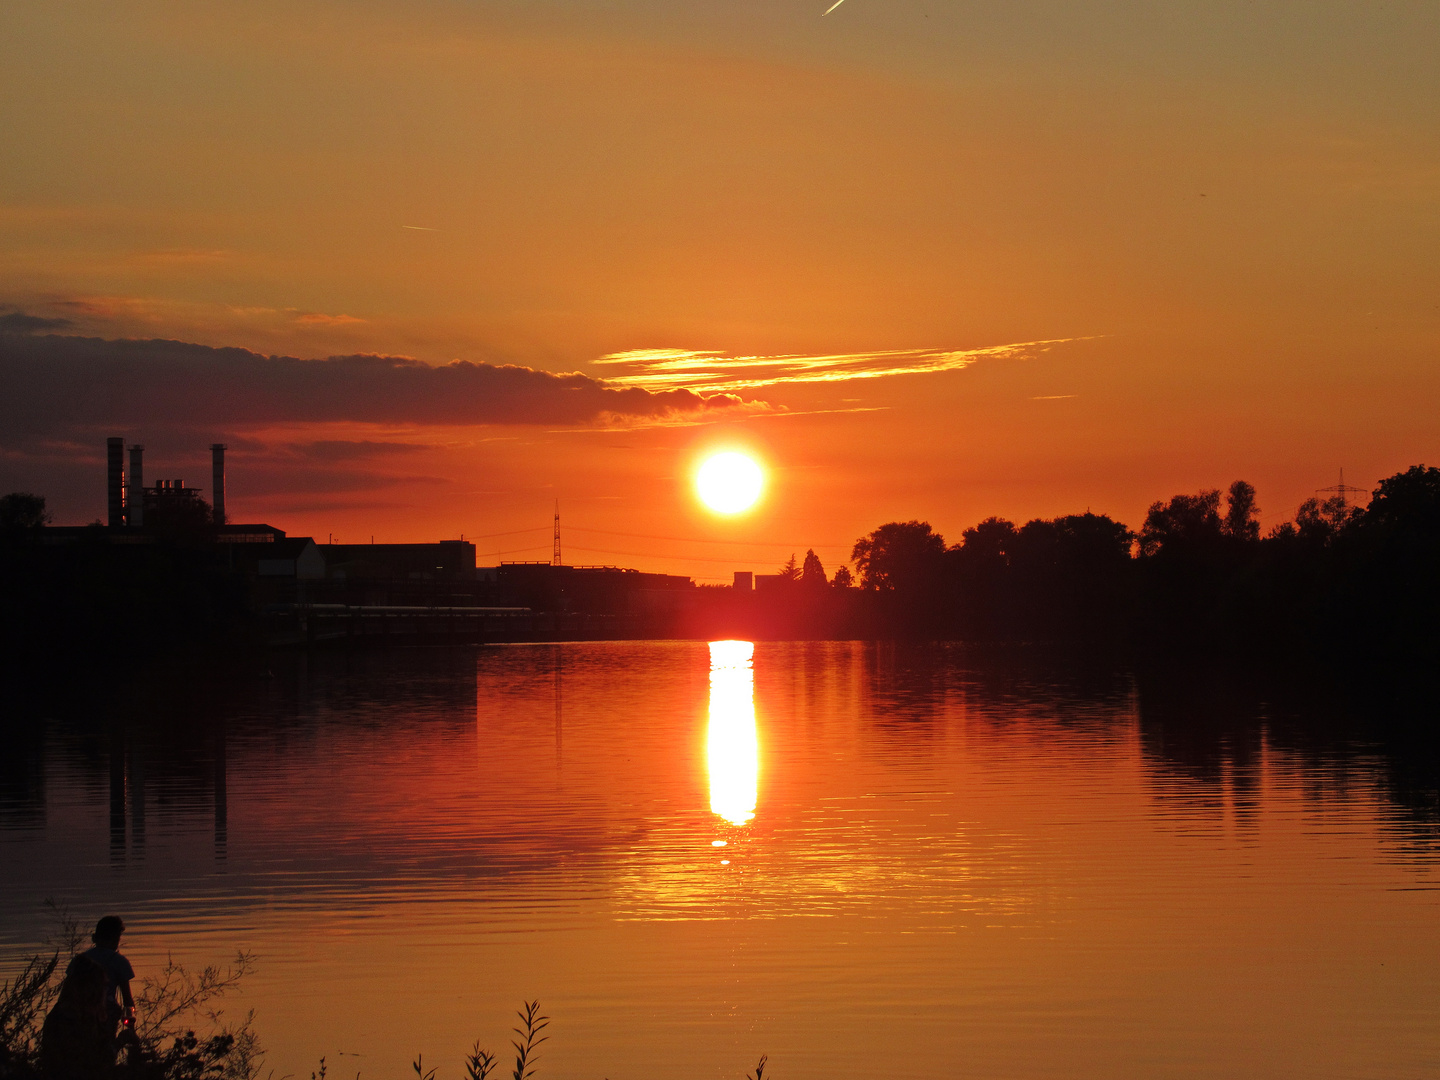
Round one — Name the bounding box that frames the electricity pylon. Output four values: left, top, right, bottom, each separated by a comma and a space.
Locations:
1316, 469, 1369, 508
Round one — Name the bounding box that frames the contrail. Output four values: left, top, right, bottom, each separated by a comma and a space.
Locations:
822, 0, 847, 13
401, 225, 438, 231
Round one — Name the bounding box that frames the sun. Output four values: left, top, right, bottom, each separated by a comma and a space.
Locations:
696, 452, 765, 514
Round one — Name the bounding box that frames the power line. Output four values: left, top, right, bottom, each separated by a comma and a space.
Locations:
463, 525, 551, 540
464, 522, 852, 552
491, 543, 553, 557
482, 541, 809, 567
562, 543, 798, 567
566, 524, 852, 551
468, 515, 853, 570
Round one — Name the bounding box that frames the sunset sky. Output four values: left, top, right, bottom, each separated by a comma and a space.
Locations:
2, 1, 1437, 580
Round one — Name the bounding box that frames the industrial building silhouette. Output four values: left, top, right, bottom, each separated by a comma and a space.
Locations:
56, 436, 709, 642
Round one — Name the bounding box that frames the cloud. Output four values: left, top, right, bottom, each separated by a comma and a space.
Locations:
593, 338, 1089, 393
0, 311, 74, 333
0, 332, 755, 442
240, 466, 451, 496
289, 439, 431, 461
137, 249, 235, 266
293, 312, 367, 326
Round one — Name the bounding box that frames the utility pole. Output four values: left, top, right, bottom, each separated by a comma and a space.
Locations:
1316, 468, 1369, 509
552, 501, 562, 566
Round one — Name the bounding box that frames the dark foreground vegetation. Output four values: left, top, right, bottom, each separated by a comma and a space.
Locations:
0, 911, 259, 1080
0, 921, 770, 1080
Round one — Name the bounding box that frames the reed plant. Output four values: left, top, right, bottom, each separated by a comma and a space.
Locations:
405, 999, 769, 1080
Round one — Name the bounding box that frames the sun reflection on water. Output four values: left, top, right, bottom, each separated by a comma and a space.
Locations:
707, 640, 758, 826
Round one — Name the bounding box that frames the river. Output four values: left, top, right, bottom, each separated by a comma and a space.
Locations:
2, 641, 1437, 1079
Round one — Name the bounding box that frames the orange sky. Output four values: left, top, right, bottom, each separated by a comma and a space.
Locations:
2, 1, 1438, 580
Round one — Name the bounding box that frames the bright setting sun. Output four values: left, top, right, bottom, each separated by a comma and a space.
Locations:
695, 452, 764, 515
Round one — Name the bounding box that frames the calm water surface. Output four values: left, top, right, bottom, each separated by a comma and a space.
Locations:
3, 642, 1438, 1079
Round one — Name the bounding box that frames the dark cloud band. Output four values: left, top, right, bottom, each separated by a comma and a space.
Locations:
0, 332, 750, 437
0, 312, 74, 334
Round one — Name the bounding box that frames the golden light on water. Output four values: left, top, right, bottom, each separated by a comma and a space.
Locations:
695, 452, 764, 515
707, 640, 758, 826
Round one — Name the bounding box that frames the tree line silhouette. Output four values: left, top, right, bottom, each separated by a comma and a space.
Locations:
836, 465, 1440, 664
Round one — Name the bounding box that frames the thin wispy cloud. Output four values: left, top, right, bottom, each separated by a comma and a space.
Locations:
137, 249, 235, 265
294, 312, 366, 326
594, 338, 1089, 394
547, 403, 880, 435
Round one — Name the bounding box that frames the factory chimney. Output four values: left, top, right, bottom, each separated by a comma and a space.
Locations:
107, 437, 125, 528
127, 445, 145, 528
211, 443, 227, 526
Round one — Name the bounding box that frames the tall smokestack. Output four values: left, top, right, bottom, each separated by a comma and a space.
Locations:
107, 437, 125, 528
211, 443, 226, 526
127, 445, 144, 528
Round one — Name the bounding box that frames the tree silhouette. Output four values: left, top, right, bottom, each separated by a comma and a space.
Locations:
831, 565, 853, 589
1363, 464, 1440, 536
801, 549, 826, 587
953, 517, 1017, 574
1139, 490, 1222, 557
1010, 513, 1134, 638
0, 492, 49, 541
1347, 464, 1440, 663
851, 521, 946, 593
1286, 494, 1359, 545
958, 517, 1017, 564
944, 518, 1018, 637
778, 553, 800, 581
1222, 480, 1260, 541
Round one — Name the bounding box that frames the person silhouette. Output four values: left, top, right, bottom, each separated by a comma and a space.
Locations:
40, 954, 113, 1080
79, 916, 135, 1035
